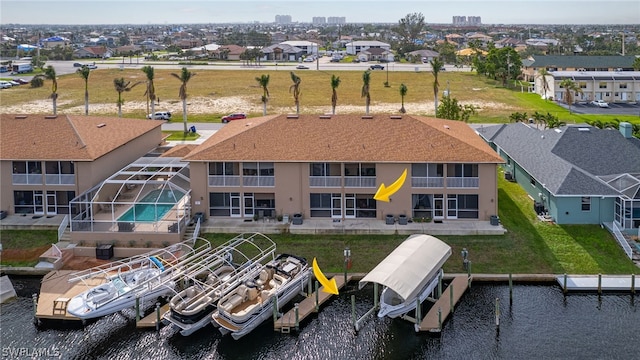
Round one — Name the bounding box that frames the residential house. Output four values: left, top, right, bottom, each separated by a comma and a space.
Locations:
183, 114, 504, 223
478, 122, 640, 231
408, 49, 440, 62
360, 47, 394, 62
74, 46, 112, 59
213, 45, 246, 61
344, 41, 391, 55
0, 114, 163, 218
280, 40, 319, 55
40, 36, 71, 49
535, 71, 640, 103
522, 55, 638, 82
261, 43, 304, 61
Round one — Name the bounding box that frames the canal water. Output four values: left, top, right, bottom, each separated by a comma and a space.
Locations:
2, 276, 639, 360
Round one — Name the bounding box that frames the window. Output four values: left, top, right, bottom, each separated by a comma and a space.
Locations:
310, 163, 340, 176
619, 83, 627, 89
457, 194, 479, 219
412, 194, 433, 218
310, 193, 332, 217
581, 197, 591, 211
447, 163, 478, 177
209, 192, 233, 216
355, 194, 376, 218
14, 191, 35, 214
599, 82, 607, 89
530, 177, 536, 187
242, 162, 274, 186
344, 163, 376, 177
12, 161, 43, 184
411, 163, 443, 177
579, 82, 586, 89
209, 162, 239, 175
45, 161, 75, 185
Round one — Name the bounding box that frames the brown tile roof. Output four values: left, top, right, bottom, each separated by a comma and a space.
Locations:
0, 114, 162, 161
185, 114, 504, 164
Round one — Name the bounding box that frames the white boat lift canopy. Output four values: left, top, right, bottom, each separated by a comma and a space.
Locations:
359, 234, 452, 301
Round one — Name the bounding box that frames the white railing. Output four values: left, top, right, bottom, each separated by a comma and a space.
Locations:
58, 214, 69, 240
51, 243, 63, 259
411, 177, 444, 188
12, 174, 43, 185
344, 176, 376, 188
309, 176, 341, 187
208, 175, 240, 187
446, 177, 479, 188
192, 218, 201, 241
612, 222, 633, 259
242, 176, 275, 187
45, 174, 75, 185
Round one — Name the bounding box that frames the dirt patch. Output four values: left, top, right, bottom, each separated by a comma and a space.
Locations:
62, 256, 111, 270
1, 245, 50, 264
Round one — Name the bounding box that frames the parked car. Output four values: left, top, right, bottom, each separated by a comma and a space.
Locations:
330, 58, 341, 62
296, 65, 309, 70
0, 81, 13, 89
221, 113, 247, 123
370, 64, 385, 70
590, 99, 609, 108
85, 64, 98, 69
73, 62, 82, 67
303, 57, 315, 62
147, 111, 172, 120
14, 78, 29, 84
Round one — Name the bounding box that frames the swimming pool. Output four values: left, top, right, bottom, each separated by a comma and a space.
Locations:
118, 189, 185, 222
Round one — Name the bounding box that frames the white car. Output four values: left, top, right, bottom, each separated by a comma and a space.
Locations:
147, 111, 171, 120
590, 100, 609, 108
0, 81, 13, 89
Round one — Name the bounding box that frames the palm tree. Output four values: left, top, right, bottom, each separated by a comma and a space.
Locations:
559, 78, 582, 114
289, 71, 301, 114
544, 112, 566, 129
39, 65, 58, 115
76, 66, 91, 115
537, 68, 551, 100
361, 70, 371, 115
330, 74, 341, 115
256, 74, 270, 116
141, 65, 156, 117
113, 78, 142, 117
429, 58, 444, 116
171, 67, 196, 133
532, 111, 546, 129
399, 83, 408, 113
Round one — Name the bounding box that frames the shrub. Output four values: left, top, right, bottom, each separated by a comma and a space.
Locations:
30, 77, 44, 88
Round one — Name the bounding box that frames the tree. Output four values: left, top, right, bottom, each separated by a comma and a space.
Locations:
532, 111, 547, 128
330, 74, 341, 115
509, 112, 528, 123
361, 70, 371, 115
37, 65, 58, 115
289, 71, 301, 114
113, 78, 142, 118
256, 74, 270, 116
544, 112, 566, 129
559, 78, 582, 114
634, 57, 640, 71
436, 95, 477, 122
399, 83, 408, 113
429, 58, 444, 116
392, 12, 425, 55
171, 67, 196, 133
536, 68, 551, 100
141, 65, 156, 117
76, 66, 91, 115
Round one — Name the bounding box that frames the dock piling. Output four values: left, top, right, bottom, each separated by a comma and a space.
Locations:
374, 283, 379, 310
272, 296, 279, 323
632, 274, 636, 295
450, 284, 454, 313
294, 303, 299, 330
467, 261, 472, 288
495, 298, 500, 327
307, 279, 312, 297
315, 281, 319, 312
563, 273, 568, 294
32, 293, 38, 325
155, 302, 160, 331
598, 273, 602, 295
437, 307, 442, 331
415, 297, 421, 327
135, 297, 140, 324
351, 295, 357, 331
509, 273, 513, 304
438, 273, 442, 298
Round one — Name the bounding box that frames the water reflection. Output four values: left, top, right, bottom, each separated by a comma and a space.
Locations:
2, 278, 639, 360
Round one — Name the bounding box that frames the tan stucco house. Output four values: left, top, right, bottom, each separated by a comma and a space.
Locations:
184, 114, 504, 223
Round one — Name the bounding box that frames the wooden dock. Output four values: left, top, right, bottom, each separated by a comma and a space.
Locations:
35, 270, 107, 321
137, 303, 171, 328
274, 275, 352, 332
418, 275, 469, 332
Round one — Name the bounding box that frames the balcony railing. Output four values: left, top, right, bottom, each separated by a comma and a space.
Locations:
344, 176, 376, 188
411, 177, 444, 188
208, 175, 241, 187
243, 176, 275, 187
446, 177, 479, 188
309, 176, 341, 187
12, 173, 43, 185
45, 174, 75, 185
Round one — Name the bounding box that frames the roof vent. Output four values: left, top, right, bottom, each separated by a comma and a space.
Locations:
361, 115, 373, 119
44, 115, 57, 119
97, 123, 106, 128
14, 115, 27, 119
319, 115, 331, 119
286, 114, 299, 119
390, 115, 402, 120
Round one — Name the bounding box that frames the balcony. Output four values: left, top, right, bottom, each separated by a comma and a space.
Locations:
12, 173, 43, 185
243, 176, 275, 187
208, 175, 240, 187
45, 174, 75, 185
309, 176, 341, 187
446, 177, 479, 188
411, 177, 444, 188
344, 176, 376, 188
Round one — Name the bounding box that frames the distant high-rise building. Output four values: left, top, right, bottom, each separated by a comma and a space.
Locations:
275, 15, 292, 24
312, 17, 326, 25
452, 16, 481, 26
327, 16, 346, 24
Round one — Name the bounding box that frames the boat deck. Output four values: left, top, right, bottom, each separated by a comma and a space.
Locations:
35, 270, 107, 321
274, 275, 352, 332
556, 274, 639, 292
137, 303, 171, 328
418, 275, 469, 332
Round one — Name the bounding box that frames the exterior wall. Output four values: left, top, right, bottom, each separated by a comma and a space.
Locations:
551, 196, 615, 225
70, 231, 182, 247
275, 162, 304, 216
189, 161, 209, 216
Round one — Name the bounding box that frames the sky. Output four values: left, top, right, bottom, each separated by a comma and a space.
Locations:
1, 0, 639, 25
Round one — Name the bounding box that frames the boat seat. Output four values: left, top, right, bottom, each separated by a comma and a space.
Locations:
186, 288, 196, 298
256, 269, 271, 287
222, 294, 244, 312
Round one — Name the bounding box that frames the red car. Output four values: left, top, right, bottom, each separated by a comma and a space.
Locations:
221, 113, 247, 123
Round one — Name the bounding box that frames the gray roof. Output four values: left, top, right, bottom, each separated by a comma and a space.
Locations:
261, 43, 303, 54
479, 123, 640, 197
525, 55, 638, 69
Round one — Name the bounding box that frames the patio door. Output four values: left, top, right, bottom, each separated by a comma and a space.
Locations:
344, 193, 356, 219
433, 194, 444, 220
33, 191, 44, 214
243, 193, 255, 218
46, 191, 57, 215
230, 193, 241, 217
331, 193, 342, 219
447, 195, 458, 219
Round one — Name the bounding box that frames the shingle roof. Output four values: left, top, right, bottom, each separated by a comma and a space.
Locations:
0, 114, 162, 161
184, 114, 504, 164
526, 55, 637, 69
481, 123, 640, 196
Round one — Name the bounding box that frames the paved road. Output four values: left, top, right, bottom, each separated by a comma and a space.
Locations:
555, 101, 640, 116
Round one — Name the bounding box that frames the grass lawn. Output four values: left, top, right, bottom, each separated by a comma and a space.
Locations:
162, 130, 200, 141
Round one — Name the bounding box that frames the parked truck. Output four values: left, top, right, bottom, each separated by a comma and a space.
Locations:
12, 63, 33, 74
